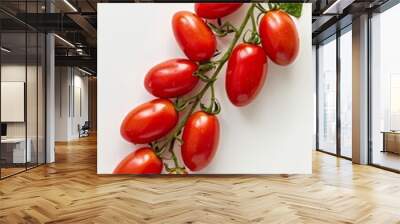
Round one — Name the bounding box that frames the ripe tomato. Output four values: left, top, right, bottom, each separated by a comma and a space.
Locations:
226, 43, 267, 107
113, 147, 162, 174
194, 3, 243, 19
181, 111, 220, 171
172, 11, 217, 62
144, 59, 199, 98
259, 10, 299, 66
120, 99, 178, 144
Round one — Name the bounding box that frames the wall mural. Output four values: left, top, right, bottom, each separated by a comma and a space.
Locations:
98, 3, 313, 175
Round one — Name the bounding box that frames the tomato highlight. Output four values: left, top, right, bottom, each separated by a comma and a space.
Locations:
226, 43, 268, 107
259, 10, 299, 66
144, 59, 199, 98
181, 111, 220, 171
114, 147, 162, 174
120, 99, 178, 144
172, 11, 217, 62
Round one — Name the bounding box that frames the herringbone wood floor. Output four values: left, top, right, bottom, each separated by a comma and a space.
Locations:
1, 135, 400, 224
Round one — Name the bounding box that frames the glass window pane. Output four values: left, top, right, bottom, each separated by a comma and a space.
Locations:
0, 1, 46, 179
25, 0, 39, 170
1, 31, 28, 177
38, 32, 46, 165
371, 4, 400, 171
318, 37, 337, 154
27, 31, 38, 169
340, 29, 352, 158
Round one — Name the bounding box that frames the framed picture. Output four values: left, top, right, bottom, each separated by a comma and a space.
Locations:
98, 3, 313, 174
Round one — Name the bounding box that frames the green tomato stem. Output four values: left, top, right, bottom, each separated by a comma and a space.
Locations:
251, 10, 257, 32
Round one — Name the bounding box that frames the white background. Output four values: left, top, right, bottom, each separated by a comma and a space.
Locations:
98, 3, 313, 174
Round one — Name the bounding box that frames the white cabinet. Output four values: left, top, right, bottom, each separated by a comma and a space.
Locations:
1, 138, 32, 163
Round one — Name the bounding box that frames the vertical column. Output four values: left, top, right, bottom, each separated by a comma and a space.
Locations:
46, 1, 56, 163
314, 45, 319, 150
352, 14, 369, 164
336, 30, 341, 156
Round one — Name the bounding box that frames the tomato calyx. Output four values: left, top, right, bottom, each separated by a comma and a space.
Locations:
200, 84, 221, 115
243, 30, 261, 45
200, 99, 221, 115
174, 59, 221, 113
174, 97, 193, 112
173, 62, 215, 113
194, 61, 218, 82
207, 20, 238, 37
165, 164, 188, 174
242, 7, 261, 46
255, 3, 303, 18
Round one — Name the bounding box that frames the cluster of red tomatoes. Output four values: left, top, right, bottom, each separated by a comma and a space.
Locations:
114, 3, 300, 174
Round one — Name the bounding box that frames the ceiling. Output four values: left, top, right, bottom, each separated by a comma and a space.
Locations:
311, 0, 394, 44
0, 0, 398, 73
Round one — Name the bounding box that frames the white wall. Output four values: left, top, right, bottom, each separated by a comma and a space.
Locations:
55, 67, 89, 141
98, 3, 313, 174
71, 73, 89, 138
55, 67, 69, 141
312, 45, 316, 149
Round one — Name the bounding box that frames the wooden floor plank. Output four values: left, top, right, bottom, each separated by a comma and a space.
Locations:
0, 135, 400, 223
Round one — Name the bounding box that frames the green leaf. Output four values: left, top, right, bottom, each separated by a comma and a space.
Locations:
278, 3, 303, 18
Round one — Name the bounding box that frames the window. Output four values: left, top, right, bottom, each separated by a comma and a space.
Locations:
317, 37, 337, 154
0, 1, 47, 179
316, 26, 353, 159
371, 3, 400, 171
340, 29, 352, 158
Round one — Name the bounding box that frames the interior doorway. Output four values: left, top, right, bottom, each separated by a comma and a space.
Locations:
54, 67, 96, 145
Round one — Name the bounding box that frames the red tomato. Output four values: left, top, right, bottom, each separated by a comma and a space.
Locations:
181, 111, 220, 171
194, 3, 243, 19
113, 147, 162, 174
172, 11, 217, 62
226, 43, 267, 107
144, 59, 199, 98
259, 10, 299, 66
120, 99, 178, 144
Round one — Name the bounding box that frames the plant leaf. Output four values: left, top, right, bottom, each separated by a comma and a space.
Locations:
279, 3, 303, 18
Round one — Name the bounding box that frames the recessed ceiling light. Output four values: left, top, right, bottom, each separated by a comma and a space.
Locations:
63, 0, 78, 12
54, 34, 75, 48
78, 67, 93, 76
322, 0, 354, 15
1, 47, 11, 53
